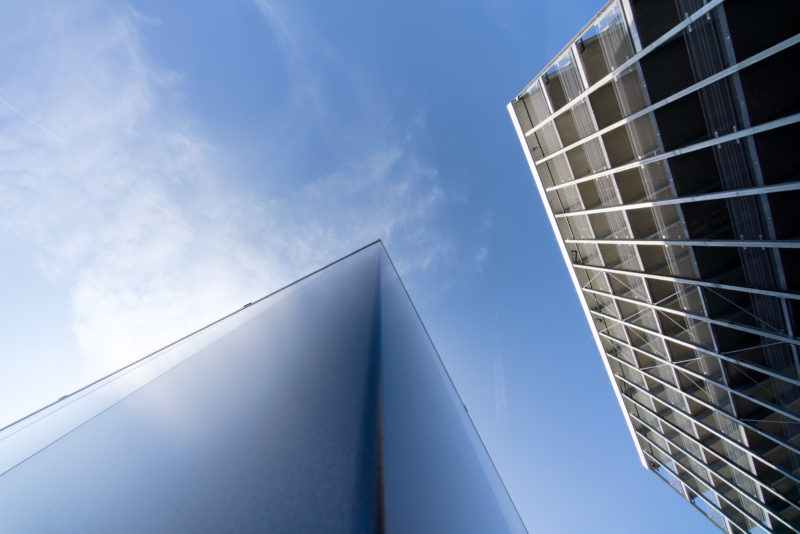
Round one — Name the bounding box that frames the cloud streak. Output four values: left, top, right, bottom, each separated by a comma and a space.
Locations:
0, 0, 450, 380
492, 302, 509, 420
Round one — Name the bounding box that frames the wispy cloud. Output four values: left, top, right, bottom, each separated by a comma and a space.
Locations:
245, 0, 453, 272
250, 0, 298, 55
0, 0, 450, 378
492, 301, 508, 420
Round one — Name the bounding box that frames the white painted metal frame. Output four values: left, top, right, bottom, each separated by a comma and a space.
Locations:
584, 286, 800, 346
517, 0, 725, 116
573, 262, 800, 302
565, 237, 800, 250
593, 309, 800, 388
609, 354, 800, 468
527, 34, 800, 155
600, 329, 800, 425
624, 393, 800, 515
614, 370, 800, 484
545, 113, 800, 193
638, 432, 793, 533
648, 462, 736, 533
555, 181, 800, 218
637, 423, 798, 533
510, 2, 800, 531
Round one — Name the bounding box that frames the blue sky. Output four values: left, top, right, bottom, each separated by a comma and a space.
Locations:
0, 1, 717, 532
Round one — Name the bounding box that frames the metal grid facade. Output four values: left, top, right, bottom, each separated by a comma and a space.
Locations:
507, 1, 799, 532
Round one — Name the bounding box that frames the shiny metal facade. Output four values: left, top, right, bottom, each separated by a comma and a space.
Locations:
0, 242, 527, 533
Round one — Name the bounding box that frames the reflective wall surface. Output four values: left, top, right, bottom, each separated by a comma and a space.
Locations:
378, 250, 526, 533
0, 242, 527, 533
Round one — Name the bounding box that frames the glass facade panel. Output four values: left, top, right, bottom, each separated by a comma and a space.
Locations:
378, 252, 526, 534
578, 1, 634, 85
510, 3, 800, 528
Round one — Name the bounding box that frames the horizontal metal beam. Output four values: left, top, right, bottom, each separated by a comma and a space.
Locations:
566, 237, 800, 249
601, 331, 800, 425
648, 464, 732, 532
529, 33, 800, 163
608, 351, 800, 456
546, 113, 800, 193
555, 181, 800, 219
639, 437, 784, 533
591, 309, 800, 387
616, 372, 800, 485
573, 262, 800, 302
518, 0, 725, 127
636, 425, 798, 534
585, 286, 800, 346
625, 393, 800, 514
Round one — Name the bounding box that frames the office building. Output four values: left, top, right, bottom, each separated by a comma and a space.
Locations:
0, 242, 526, 533
508, 1, 799, 532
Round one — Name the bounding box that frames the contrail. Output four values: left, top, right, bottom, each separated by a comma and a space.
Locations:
0, 92, 69, 147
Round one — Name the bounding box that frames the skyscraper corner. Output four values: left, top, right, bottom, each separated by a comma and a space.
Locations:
0, 241, 527, 533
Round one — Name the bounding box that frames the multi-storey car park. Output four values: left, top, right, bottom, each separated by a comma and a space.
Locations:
507, 1, 799, 532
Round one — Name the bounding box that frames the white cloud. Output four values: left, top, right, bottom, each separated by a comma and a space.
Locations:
250, 0, 298, 54
0, 0, 449, 379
